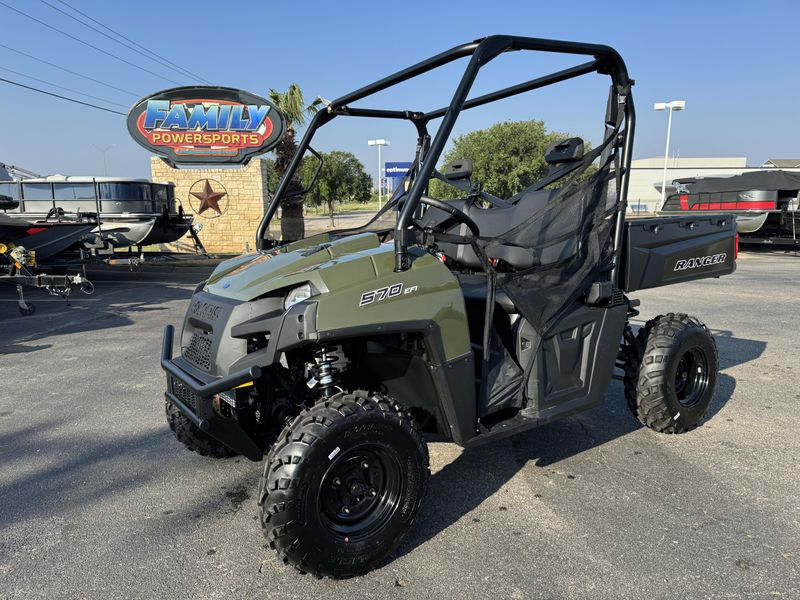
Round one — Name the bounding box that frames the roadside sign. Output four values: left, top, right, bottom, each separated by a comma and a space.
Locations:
127, 86, 286, 166
385, 162, 412, 178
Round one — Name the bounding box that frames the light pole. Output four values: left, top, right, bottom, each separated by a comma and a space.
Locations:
368, 139, 390, 209
92, 144, 115, 176
654, 100, 685, 210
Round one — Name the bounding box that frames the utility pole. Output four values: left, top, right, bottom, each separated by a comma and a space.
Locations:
368, 139, 390, 209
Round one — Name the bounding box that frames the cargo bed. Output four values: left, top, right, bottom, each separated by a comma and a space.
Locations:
620, 215, 737, 292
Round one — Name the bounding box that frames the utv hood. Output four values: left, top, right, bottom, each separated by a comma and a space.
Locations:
203, 233, 386, 302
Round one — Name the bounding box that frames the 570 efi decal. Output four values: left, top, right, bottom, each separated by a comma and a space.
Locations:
127, 86, 286, 166
359, 283, 418, 306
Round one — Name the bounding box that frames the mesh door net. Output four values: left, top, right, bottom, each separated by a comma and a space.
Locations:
477, 136, 623, 414
495, 155, 620, 336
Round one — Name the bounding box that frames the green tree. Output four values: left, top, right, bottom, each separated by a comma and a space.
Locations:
262, 157, 278, 193
268, 84, 320, 241
429, 120, 583, 199
301, 151, 372, 223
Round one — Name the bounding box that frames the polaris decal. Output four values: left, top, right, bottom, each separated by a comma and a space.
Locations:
360, 283, 416, 306
674, 253, 727, 271
190, 300, 222, 321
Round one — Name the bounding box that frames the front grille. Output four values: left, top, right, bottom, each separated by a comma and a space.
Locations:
170, 376, 199, 413
183, 331, 213, 371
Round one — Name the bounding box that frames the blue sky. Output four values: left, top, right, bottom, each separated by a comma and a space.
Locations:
0, 0, 798, 180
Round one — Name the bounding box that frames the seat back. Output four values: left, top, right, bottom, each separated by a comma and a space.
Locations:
422, 189, 578, 269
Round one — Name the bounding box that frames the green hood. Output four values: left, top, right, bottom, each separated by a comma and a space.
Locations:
204, 233, 386, 302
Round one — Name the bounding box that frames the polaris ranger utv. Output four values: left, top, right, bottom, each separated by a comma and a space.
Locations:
161, 36, 737, 578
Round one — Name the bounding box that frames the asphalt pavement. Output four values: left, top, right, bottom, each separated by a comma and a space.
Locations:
0, 250, 798, 599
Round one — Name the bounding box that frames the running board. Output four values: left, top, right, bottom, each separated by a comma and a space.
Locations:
465, 412, 542, 448
464, 391, 612, 449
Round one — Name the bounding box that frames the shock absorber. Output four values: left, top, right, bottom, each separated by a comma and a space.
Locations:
315, 346, 339, 398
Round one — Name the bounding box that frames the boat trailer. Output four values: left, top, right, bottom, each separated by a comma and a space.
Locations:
0, 243, 93, 316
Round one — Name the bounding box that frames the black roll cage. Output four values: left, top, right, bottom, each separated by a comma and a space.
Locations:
256, 34, 635, 285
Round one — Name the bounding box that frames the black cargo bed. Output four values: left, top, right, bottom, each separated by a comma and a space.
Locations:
621, 215, 737, 292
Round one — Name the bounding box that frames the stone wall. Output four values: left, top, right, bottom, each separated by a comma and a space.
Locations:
150, 156, 270, 254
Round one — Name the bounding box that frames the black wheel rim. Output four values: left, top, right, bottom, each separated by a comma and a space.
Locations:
319, 444, 403, 540
674, 346, 709, 407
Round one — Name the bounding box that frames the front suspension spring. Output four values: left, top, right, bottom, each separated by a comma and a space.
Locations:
315, 345, 339, 398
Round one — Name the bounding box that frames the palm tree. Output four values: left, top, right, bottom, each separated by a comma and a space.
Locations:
268, 84, 319, 241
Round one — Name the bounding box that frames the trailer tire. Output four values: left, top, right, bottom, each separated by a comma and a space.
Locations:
622, 313, 718, 433
165, 400, 237, 458
258, 391, 429, 578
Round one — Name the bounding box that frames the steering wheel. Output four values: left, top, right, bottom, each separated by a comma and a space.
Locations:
416, 196, 481, 238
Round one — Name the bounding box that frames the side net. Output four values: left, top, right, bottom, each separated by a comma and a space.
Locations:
495, 151, 621, 335
477, 142, 623, 412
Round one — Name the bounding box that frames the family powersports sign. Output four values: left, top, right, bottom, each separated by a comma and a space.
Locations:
127, 86, 286, 166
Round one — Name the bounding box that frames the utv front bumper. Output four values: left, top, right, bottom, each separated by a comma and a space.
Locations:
161, 324, 265, 460
160, 293, 319, 461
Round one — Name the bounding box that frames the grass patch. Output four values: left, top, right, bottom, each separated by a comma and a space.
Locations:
307, 200, 379, 215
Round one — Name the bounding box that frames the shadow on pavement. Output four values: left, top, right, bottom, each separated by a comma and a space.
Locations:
0, 422, 169, 525
695, 327, 764, 422
394, 328, 764, 562
0, 267, 210, 354
395, 394, 639, 562
711, 328, 768, 370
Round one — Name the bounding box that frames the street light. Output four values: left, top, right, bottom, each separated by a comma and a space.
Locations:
368, 139, 390, 209
92, 144, 115, 176
654, 100, 685, 210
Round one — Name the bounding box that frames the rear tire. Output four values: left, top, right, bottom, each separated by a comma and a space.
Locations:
258, 391, 429, 578
622, 313, 718, 433
165, 400, 237, 458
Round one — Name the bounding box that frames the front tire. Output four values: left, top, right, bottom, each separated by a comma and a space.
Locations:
258, 391, 429, 578
164, 400, 237, 458
622, 313, 718, 433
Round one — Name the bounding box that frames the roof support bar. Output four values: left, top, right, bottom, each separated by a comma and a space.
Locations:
422, 60, 599, 122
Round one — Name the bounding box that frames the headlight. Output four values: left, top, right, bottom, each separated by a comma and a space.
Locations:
284, 283, 313, 310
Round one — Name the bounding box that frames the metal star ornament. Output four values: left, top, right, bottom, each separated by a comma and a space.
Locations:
190, 180, 227, 215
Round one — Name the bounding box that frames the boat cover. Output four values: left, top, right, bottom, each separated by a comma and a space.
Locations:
675, 170, 800, 193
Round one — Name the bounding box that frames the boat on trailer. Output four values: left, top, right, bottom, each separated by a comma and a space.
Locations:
0, 175, 193, 250
659, 170, 800, 246
0, 195, 94, 315
0, 193, 96, 260
0, 213, 95, 260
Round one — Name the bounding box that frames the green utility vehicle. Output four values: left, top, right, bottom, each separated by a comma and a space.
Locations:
161, 36, 737, 578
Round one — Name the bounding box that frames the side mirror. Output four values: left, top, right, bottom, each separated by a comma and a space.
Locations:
545, 137, 584, 166
0, 194, 19, 210
443, 159, 473, 181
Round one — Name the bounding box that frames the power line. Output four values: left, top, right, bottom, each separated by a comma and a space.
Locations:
53, 0, 210, 84
0, 76, 125, 116
0, 1, 183, 85
40, 0, 210, 84
0, 65, 128, 108
0, 43, 139, 97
